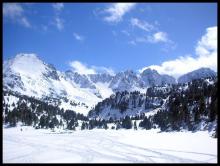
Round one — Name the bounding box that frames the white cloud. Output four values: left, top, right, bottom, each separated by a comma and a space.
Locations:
145, 32, 169, 43
152, 32, 168, 43
70, 61, 96, 75
3, 3, 23, 18
130, 18, 154, 32
69, 61, 115, 75
92, 66, 115, 76
103, 3, 136, 23
124, 18, 174, 49
52, 3, 64, 12
129, 31, 175, 51
52, 3, 64, 31
54, 17, 64, 31
3, 3, 31, 28
128, 32, 171, 45
139, 26, 217, 79
195, 26, 217, 57
73, 33, 84, 41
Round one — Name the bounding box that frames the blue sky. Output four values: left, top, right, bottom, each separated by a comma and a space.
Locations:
3, 3, 217, 77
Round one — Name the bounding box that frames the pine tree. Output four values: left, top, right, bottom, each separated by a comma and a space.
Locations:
116, 122, 121, 130
198, 96, 206, 116
139, 117, 152, 130
104, 122, 108, 130
109, 117, 113, 123
194, 108, 200, 124
81, 122, 86, 130
122, 116, 132, 129
39, 115, 46, 128
134, 121, 137, 130
209, 98, 217, 122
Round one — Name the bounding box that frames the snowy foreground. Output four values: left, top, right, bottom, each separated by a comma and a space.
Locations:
3, 126, 217, 163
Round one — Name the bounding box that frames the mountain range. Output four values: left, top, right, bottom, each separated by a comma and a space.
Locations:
3, 53, 217, 115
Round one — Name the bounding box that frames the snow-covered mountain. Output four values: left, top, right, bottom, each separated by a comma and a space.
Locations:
88, 84, 173, 120
88, 86, 171, 120
106, 68, 176, 92
88, 76, 217, 133
140, 68, 176, 87
178, 67, 217, 83
3, 53, 218, 138
3, 53, 177, 115
109, 70, 143, 92
3, 54, 104, 115
3, 53, 217, 116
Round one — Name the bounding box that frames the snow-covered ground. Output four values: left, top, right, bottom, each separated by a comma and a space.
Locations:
3, 126, 217, 163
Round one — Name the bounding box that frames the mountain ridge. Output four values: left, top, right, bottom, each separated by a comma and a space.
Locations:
3, 53, 217, 115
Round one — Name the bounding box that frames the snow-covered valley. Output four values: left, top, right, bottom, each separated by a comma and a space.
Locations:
3, 126, 217, 163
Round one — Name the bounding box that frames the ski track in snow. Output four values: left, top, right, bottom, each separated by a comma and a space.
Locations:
3, 127, 217, 163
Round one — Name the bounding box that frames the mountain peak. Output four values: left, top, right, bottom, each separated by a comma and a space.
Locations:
124, 69, 135, 74
178, 67, 217, 83
5, 53, 47, 78
140, 68, 176, 86
15, 53, 39, 59
141, 68, 158, 75
13, 53, 43, 65
193, 67, 216, 73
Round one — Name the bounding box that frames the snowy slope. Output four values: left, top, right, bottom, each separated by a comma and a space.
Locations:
94, 82, 114, 99
3, 126, 217, 163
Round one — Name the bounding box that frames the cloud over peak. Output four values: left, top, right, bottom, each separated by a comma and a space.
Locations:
69, 61, 115, 75
139, 26, 217, 78
70, 61, 96, 75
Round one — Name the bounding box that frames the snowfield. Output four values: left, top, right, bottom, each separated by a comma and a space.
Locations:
3, 126, 217, 163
